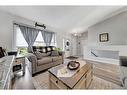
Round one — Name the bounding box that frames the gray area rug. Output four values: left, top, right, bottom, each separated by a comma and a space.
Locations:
32, 71, 122, 89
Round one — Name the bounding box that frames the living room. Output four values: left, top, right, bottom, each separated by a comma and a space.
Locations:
0, 4, 127, 93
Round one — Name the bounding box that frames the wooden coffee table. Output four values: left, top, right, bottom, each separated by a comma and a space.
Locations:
48, 59, 93, 89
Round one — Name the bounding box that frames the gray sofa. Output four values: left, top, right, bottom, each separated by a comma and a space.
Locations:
27, 46, 64, 76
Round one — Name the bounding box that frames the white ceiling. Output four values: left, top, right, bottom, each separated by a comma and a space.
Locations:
0, 6, 126, 33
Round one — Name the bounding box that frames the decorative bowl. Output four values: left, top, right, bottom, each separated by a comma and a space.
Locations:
67, 61, 80, 70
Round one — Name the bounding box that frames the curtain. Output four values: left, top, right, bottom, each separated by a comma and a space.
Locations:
19, 25, 39, 52
41, 30, 54, 46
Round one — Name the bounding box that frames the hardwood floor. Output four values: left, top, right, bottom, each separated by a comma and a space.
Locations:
12, 66, 35, 89
93, 62, 122, 86
12, 63, 122, 89
32, 71, 122, 89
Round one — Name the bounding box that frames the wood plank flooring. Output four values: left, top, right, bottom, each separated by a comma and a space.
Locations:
92, 62, 122, 86
12, 66, 35, 89
32, 71, 122, 89
12, 64, 122, 89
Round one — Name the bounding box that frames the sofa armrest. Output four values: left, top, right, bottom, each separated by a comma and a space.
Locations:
26, 53, 37, 74
27, 53, 37, 63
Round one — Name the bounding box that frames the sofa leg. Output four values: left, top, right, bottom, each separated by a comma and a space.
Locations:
32, 74, 36, 77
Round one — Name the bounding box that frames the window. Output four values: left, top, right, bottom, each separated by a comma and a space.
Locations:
14, 25, 57, 50
15, 26, 28, 47
33, 32, 46, 46
34, 32, 57, 47
50, 34, 57, 46
14, 25, 28, 55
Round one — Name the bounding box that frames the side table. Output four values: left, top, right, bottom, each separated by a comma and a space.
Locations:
14, 55, 26, 76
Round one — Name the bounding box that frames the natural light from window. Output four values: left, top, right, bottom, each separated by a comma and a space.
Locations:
33, 32, 46, 46
15, 25, 57, 48
16, 27, 28, 47
50, 34, 57, 46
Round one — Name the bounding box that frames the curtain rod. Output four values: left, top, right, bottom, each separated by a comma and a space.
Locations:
13, 22, 55, 33
13, 22, 45, 31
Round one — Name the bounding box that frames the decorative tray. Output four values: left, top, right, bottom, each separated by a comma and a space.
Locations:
67, 61, 80, 70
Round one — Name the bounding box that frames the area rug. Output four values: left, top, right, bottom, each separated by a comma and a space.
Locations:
32, 71, 49, 89
32, 71, 122, 89
66, 56, 78, 60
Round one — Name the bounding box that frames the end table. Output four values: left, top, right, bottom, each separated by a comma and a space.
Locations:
13, 55, 26, 76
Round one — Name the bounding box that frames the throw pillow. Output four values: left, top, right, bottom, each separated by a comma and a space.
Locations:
51, 50, 59, 56
42, 48, 46, 53
39, 48, 46, 53
34, 51, 47, 59
34, 51, 42, 59
46, 52, 51, 56
52, 47, 56, 51
47, 47, 51, 52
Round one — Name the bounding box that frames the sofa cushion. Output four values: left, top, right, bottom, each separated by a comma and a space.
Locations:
47, 52, 51, 56
37, 57, 52, 66
34, 51, 48, 59
34, 52, 42, 59
33, 46, 47, 53
51, 50, 59, 56
52, 56, 62, 62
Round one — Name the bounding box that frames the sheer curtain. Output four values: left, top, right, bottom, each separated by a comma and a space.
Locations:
19, 25, 39, 52
41, 30, 55, 46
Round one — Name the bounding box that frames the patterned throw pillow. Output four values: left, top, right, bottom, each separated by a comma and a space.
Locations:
52, 47, 56, 51
32, 46, 47, 53
47, 47, 51, 52
38, 48, 46, 53
42, 48, 46, 53
51, 50, 59, 56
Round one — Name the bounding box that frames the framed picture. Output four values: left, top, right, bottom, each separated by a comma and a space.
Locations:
99, 33, 109, 42
65, 39, 70, 51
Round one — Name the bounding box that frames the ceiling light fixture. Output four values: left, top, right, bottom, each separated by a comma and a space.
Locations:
73, 33, 82, 37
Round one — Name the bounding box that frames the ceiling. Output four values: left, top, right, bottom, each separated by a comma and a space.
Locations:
0, 6, 126, 33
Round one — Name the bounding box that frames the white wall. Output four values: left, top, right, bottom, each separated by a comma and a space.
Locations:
70, 35, 77, 56
78, 32, 88, 56
0, 10, 69, 51
70, 32, 88, 56
87, 10, 127, 57
0, 11, 13, 51
88, 11, 127, 46
56, 30, 72, 50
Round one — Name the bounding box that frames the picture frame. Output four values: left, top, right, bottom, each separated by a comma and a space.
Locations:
99, 33, 109, 42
